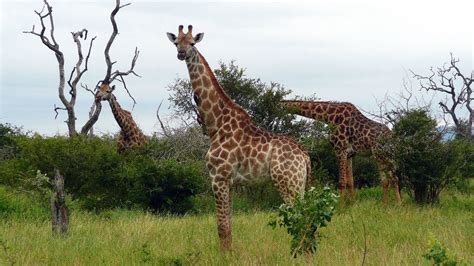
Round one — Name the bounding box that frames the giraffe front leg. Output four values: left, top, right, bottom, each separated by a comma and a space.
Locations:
389, 172, 401, 203
211, 173, 232, 252
336, 152, 349, 199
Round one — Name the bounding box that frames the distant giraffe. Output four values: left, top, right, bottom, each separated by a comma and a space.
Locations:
167, 25, 311, 251
95, 84, 147, 153
281, 100, 401, 205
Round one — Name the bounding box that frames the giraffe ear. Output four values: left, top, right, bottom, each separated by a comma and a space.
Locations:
166, 32, 177, 43
194, 33, 204, 43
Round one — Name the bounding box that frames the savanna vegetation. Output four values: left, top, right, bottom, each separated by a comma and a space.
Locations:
1, 59, 473, 264
1, 0, 472, 263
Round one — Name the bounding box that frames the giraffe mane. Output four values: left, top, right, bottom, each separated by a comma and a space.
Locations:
197, 51, 252, 121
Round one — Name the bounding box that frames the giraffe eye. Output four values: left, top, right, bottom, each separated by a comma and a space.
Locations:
190, 43, 195, 46
174, 43, 178, 47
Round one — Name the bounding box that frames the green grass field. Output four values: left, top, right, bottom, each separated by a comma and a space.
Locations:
0, 187, 473, 265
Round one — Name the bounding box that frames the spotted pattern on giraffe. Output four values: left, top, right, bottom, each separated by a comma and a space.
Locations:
281, 100, 401, 205
167, 25, 311, 251
95, 84, 148, 153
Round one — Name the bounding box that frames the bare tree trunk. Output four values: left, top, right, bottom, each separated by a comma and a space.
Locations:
51, 169, 68, 236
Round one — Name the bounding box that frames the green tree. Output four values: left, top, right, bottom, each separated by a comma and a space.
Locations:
392, 109, 470, 204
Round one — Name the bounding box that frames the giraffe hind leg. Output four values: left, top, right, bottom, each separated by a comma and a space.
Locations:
336, 151, 349, 200
270, 153, 306, 204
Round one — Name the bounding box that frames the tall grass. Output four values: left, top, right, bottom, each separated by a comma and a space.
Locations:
0, 187, 472, 265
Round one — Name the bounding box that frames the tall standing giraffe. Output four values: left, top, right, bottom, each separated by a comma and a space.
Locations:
167, 25, 311, 251
95, 84, 148, 153
281, 100, 401, 205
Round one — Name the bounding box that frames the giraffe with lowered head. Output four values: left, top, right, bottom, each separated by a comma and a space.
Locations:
167, 25, 312, 251
95, 84, 148, 153
281, 100, 401, 205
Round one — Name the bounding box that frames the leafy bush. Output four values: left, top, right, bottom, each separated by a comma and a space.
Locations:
0, 135, 206, 213
422, 237, 464, 265
0, 185, 49, 220
269, 186, 338, 258
121, 152, 206, 214
392, 110, 472, 204
0, 123, 24, 160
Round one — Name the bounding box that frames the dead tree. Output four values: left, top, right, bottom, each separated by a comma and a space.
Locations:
24, 0, 101, 137
411, 54, 473, 138
51, 169, 68, 236
96, 0, 140, 107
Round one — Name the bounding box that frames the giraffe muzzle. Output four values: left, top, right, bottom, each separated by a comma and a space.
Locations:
177, 51, 186, 60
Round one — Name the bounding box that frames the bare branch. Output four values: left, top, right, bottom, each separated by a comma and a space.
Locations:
81, 83, 94, 96
110, 47, 141, 82
103, 0, 132, 83
53, 104, 67, 119
411, 54, 473, 137
116, 75, 137, 109
156, 100, 171, 137
24, 0, 77, 135
98, 0, 139, 112
80, 101, 102, 135
24, 1, 102, 137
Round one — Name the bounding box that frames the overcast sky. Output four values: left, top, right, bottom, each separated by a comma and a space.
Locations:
1, 0, 473, 135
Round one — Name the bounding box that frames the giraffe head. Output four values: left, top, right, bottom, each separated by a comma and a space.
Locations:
95, 83, 115, 101
166, 25, 204, 61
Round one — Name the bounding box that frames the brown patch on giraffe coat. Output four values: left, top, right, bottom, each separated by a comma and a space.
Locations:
202, 76, 211, 87
234, 129, 243, 143
222, 139, 238, 151
201, 100, 211, 110
197, 65, 204, 74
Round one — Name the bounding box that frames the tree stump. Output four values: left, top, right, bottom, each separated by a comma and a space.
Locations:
51, 169, 68, 235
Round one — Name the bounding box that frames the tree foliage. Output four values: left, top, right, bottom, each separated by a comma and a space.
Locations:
392, 109, 472, 204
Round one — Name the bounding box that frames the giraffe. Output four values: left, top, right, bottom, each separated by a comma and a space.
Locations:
95, 84, 148, 153
281, 100, 401, 205
167, 25, 311, 251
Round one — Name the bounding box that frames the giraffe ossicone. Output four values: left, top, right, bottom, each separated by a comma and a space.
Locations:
167, 25, 312, 251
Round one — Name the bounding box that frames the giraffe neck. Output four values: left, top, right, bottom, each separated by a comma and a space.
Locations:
281, 100, 344, 124
108, 94, 138, 136
185, 48, 247, 138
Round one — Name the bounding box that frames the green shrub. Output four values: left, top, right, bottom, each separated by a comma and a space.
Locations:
392, 110, 472, 204
269, 186, 338, 258
0, 135, 206, 214
121, 153, 206, 214
0, 186, 49, 220
0, 123, 24, 160
423, 237, 465, 265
